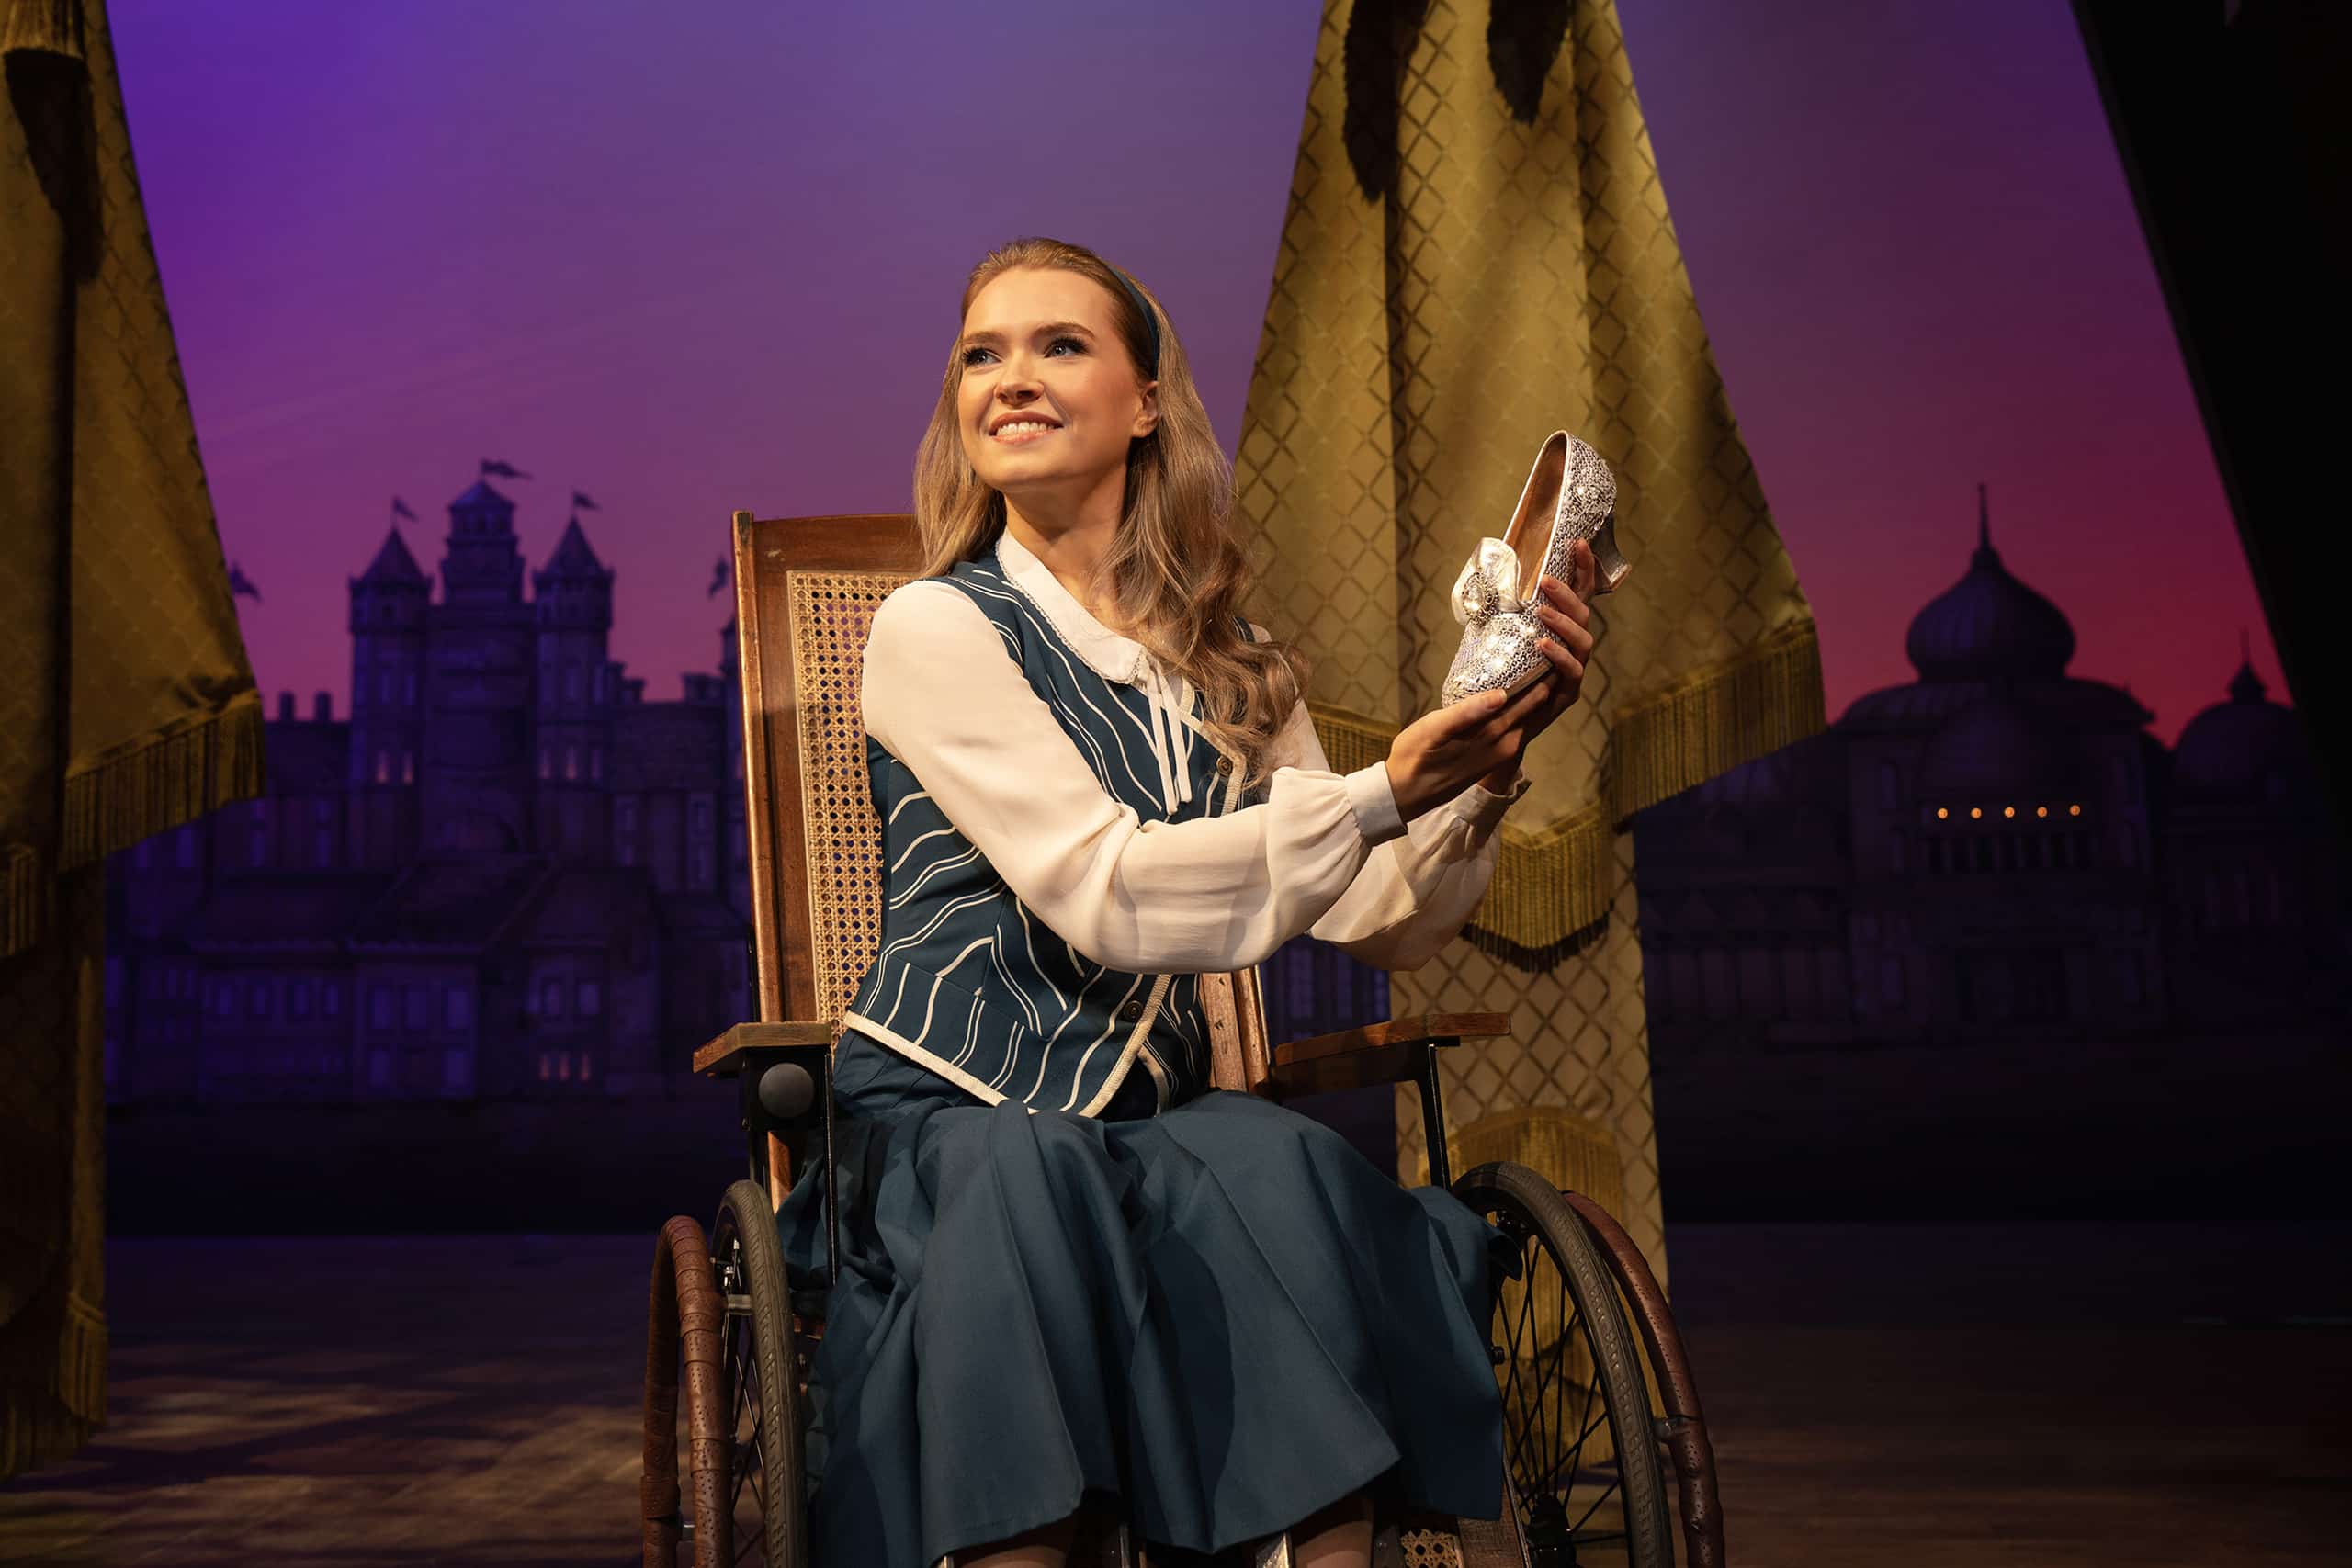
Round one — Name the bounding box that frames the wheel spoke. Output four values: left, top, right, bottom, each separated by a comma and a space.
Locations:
1572, 1469, 1624, 1538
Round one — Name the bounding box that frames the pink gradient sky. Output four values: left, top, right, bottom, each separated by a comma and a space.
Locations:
109, 0, 2273, 744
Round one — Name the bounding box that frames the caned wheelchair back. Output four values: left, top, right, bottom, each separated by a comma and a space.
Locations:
729, 513, 922, 1036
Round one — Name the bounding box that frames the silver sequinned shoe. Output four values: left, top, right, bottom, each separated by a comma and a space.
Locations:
1438, 429, 1629, 707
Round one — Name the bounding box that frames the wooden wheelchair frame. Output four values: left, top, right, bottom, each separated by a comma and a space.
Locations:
639, 513, 1723, 1567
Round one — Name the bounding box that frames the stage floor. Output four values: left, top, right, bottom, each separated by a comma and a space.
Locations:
2, 1224, 2344, 1565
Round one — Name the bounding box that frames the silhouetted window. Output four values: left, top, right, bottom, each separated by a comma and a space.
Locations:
563, 666, 581, 703
590, 747, 603, 782
578, 1052, 594, 1084
541, 978, 564, 1019
323, 981, 341, 1018
289, 980, 311, 1021
404, 672, 416, 705
1880, 958, 1905, 1009
577, 980, 601, 1017
1877, 762, 1899, 809
210, 980, 234, 1018
445, 985, 471, 1032
403, 985, 428, 1031
368, 1048, 392, 1090
442, 1048, 471, 1096
564, 745, 578, 781
539, 748, 552, 781
370, 985, 394, 1029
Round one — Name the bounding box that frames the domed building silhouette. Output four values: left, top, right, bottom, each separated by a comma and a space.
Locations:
2163, 650, 2342, 1024
1634, 487, 2345, 1053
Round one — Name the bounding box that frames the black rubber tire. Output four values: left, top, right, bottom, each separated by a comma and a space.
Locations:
711, 1179, 807, 1566
1453, 1160, 1674, 1568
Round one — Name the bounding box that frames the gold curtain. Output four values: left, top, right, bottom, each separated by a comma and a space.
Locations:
2, 0, 263, 1476
1233, 0, 1825, 1280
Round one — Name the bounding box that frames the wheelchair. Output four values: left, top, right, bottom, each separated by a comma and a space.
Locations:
639, 513, 1724, 1567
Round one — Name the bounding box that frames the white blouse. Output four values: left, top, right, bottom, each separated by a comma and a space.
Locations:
860, 530, 1524, 976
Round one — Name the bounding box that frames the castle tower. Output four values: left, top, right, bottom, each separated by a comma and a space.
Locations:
533, 515, 616, 859
348, 527, 428, 867
422, 479, 537, 853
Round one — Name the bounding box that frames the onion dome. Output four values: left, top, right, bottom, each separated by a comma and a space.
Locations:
1920, 695, 2079, 801
1905, 485, 2075, 682
2172, 649, 2312, 799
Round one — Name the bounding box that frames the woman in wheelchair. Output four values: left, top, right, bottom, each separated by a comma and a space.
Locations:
774, 236, 1600, 1568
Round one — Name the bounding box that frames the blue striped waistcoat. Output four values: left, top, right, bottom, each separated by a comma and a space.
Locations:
841, 555, 1252, 1116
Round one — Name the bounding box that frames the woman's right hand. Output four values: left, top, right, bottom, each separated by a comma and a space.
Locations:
1384, 679, 1553, 820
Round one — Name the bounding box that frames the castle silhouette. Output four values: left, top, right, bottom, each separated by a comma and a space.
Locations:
106, 481, 752, 1104
102, 487, 2344, 1108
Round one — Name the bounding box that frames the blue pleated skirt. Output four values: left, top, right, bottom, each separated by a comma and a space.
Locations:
775, 1030, 1505, 1567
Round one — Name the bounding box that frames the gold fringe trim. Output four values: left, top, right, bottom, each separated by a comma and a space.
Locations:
0, 1290, 106, 1481
1309, 701, 1613, 966
1309, 622, 1825, 974
59, 687, 266, 873
0, 841, 39, 962
1, 0, 85, 60
1609, 617, 1826, 822
1473, 802, 1613, 967
1306, 700, 1396, 779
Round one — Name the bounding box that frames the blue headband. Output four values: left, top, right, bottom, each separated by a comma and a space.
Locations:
1109, 266, 1161, 377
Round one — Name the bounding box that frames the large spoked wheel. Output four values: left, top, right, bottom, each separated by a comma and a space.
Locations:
1453, 1161, 1672, 1568
709, 1179, 807, 1567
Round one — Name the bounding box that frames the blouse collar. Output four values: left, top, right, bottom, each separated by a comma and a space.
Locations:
993, 526, 1149, 685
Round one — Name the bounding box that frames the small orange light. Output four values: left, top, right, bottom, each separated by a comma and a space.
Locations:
1936, 807, 1949, 820
2036, 806, 2048, 818
1969, 807, 1983, 819
2069, 804, 2082, 816
2003, 806, 2016, 818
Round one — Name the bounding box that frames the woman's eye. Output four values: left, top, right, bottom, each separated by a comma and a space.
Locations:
961, 346, 996, 367
1046, 337, 1084, 356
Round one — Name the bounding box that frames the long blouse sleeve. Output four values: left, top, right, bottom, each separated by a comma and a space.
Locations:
1259, 688, 1519, 971
862, 581, 1518, 976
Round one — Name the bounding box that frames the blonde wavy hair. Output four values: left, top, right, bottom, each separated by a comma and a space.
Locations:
911, 236, 1307, 788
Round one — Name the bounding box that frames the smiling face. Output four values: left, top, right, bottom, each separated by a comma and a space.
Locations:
955, 265, 1159, 513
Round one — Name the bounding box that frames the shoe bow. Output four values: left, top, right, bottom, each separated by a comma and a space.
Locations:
1451, 536, 1530, 627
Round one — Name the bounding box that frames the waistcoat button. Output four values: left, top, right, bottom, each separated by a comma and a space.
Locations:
1118, 998, 1145, 1022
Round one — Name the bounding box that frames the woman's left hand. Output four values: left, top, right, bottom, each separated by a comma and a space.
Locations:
1478, 538, 1601, 792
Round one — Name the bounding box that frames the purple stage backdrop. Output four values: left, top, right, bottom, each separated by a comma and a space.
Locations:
114, 0, 2266, 742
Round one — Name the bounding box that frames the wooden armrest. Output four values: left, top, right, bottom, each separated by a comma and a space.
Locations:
1261, 1011, 1510, 1099
695, 1021, 833, 1077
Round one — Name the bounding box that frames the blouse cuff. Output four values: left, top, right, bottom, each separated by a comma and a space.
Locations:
1453, 769, 1532, 831
1342, 761, 1407, 845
